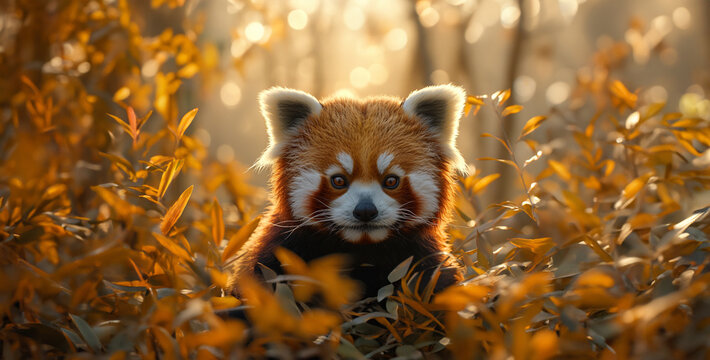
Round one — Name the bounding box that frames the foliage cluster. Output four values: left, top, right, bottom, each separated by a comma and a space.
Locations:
1, 1, 710, 359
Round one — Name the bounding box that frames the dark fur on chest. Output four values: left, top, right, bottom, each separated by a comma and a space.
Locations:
245, 224, 459, 297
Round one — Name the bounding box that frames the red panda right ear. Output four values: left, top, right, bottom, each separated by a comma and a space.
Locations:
254, 87, 322, 169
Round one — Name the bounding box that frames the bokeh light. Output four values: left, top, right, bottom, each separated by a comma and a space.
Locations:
546, 81, 570, 105
288, 9, 308, 30
220, 81, 242, 107
673, 7, 691, 29
514, 75, 537, 103
384, 28, 408, 51
344, 6, 366, 31
244, 22, 266, 43
349, 66, 370, 88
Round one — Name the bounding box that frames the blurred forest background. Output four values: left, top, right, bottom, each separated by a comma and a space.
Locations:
1, 0, 710, 358
195, 0, 710, 199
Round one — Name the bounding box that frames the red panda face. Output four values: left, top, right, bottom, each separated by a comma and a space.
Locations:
257, 85, 467, 244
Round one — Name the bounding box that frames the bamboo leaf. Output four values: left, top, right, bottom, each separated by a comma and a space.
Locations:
153, 232, 192, 262
211, 198, 224, 246
478, 157, 519, 170
519, 115, 548, 139
113, 86, 130, 102
548, 160, 572, 181
387, 256, 413, 283
107, 113, 132, 134
160, 185, 193, 235
127, 106, 138, 142
472, 173, 500, 194
222, 215, 261, 262
70, 314, 102, 353
481, 133, 512, 155
157, 159, 183, 199
502, 104, 523, 116
177, 108, 198, 140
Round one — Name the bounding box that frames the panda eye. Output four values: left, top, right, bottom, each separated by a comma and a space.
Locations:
330, 175, 348, 189
383, 175, 399, 189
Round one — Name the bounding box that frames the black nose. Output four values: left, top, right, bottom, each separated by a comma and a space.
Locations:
353, 199, 378, 222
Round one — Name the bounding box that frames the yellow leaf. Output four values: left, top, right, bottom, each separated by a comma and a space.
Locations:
222, 216, 261, 262
107, 113, 131, 133
603, 160, 615, 177
299, 310, 341, 336
209, 296, 241, 310
211, 198, 224, 246
576, 268, 615, 288
530, 329, 558, 360
466, 95, 484, 106
183, 320, 245, 347
609, 80, 637, 109
157, 159, 183, 199
519, 115, 547, 139
432, 283, 490, 311
643, 102, 665, 119
177, 63, 199, 78
274, 247, 309, 275
160, 185, 193, 235
502, 104, 523, 116
510, 237, 553, 255
493, 89, 511, 105
628, 213, 656, 230
622, 175, 649, 200
113, 86, 130, 102
472, 173, 500, 194
308, 254, 360, 307
548, 160, 571, 181
562, 190, 586, 212
153, 232, 192, 262
478, 157, 519, 170
99, 152, 136, 180
209, 268, 229, 288
481, 133, 512, 155
177, 108, 198, 140
42, 184, 67, 201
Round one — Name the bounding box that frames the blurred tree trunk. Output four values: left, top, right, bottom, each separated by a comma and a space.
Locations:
411, 3, 433, 87
492, 0, 525, 203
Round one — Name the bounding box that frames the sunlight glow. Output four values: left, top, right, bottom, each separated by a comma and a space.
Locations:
673, 7, 691, 30
350, 67, 370, 88
220, 81, 242, 107
419, 7, 440, 28
546, 81, 570, 105
344, 6, 365, 31
288, 9, 308, 30
384, 28, 408, 51
244, 22, 265, 43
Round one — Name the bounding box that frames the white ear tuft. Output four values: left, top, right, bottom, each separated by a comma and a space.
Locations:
402, 84, 468, 175
254, 87, 322, 169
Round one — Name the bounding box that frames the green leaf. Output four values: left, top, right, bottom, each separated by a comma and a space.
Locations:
387, 256, 413, 283
70, 314, 102, 353
377, 284, 394, 302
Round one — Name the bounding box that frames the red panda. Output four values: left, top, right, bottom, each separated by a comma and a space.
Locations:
228, 85, 467, 298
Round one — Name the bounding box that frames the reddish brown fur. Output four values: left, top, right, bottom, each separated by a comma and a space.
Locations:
228, 95, 462, 297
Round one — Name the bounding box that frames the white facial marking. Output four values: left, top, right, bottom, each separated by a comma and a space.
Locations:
377, 152, 394, 174
325, 165, 341, 176
330, 181, 400, 243
407, 171, 439, 222
289, 168, 322, 219
337, 152, 354, 174
389, 165, 405, 177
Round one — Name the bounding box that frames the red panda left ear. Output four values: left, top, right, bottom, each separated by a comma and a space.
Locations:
402, 84, 468, 175
255, 87, 322, 169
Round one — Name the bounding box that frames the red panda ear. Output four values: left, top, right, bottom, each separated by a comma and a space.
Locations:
402, 84, 468, 175
255, 87, 322, 168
